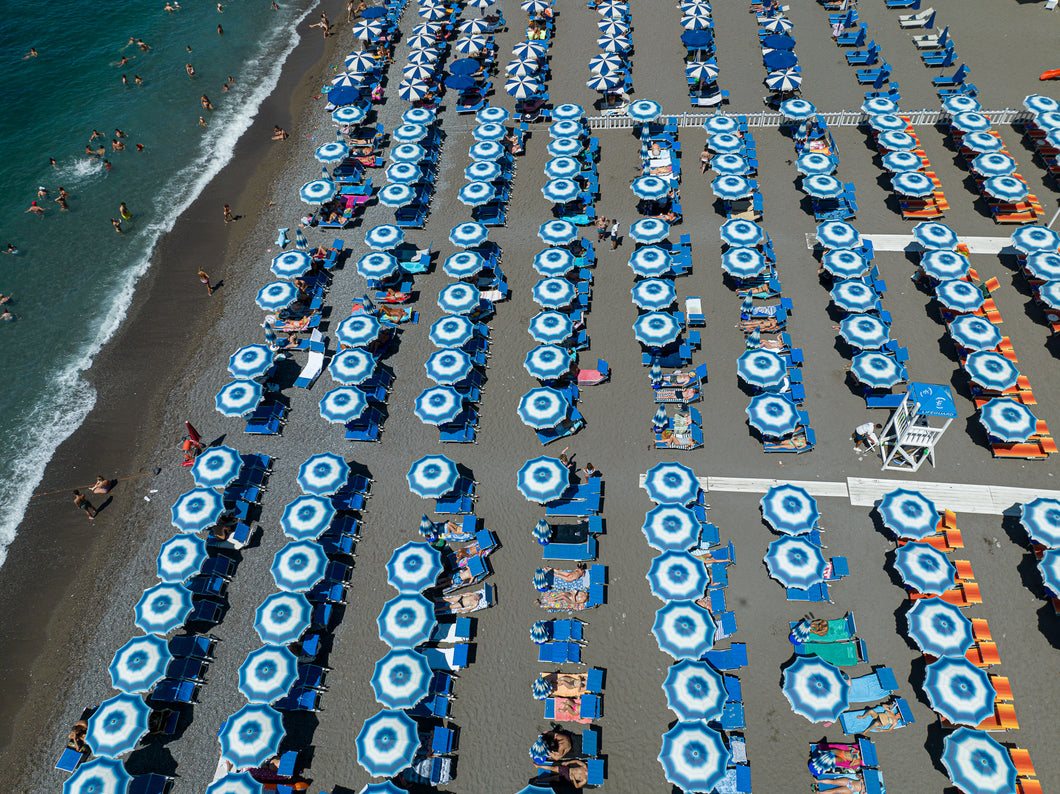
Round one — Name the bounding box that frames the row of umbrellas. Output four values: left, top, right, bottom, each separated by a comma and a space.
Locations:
583, 0, 632, 95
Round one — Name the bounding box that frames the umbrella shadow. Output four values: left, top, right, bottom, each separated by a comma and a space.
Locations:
1017, 551, 1046, 601
281, 712, 319, 757
1036, 603, 1060, 649
881, 549, 905, 590
124, 744, 177, 777
923, 722, 951, 777
961, 414, 993, 452
892, 602, 919, 653
907, 656, 931, 710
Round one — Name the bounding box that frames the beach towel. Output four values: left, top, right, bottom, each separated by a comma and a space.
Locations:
538, 591, 591, 611
550, 696, 593, 724
796, 640, 860, 666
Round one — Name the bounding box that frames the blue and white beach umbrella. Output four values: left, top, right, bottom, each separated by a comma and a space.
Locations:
134, 583, 193, 635
506, 75, 542, 98
219, 704, 285, 768
906, 598, 974, 658
517, 456, 569, 504
319, 386, 368, 424
171, 487, 224, 532
549, 119, 584, 139
206, 774, 264, 794
329, 348, 376, 386
686, 61, 719, 82
533, 247, 577, 276
378, 594, 437, 649
371, 650, 432, 709
470, 139, 506, 160
406, 49, 439, 67
335, 314, 382, 347
628, 99, 662, 122
821, 248, 868, 280
314, 141, 349, 164
443, 250, 486, 278
634, 312, 682, 347
765, 536, 826, 589
629, 218, 670, 244
296, 454, 349, 498
397, 79, 430, 101
415, 385, 463, 426
1038, 280, 1060, 309
978, 398, 1038, 442
406, 455, 458, 499
760, 484, 819, 535
913, 221, 959, 251
629, 246, 672, 277
552, 103, 584, 121
921, 249, 971, 281
542, 178, 581, 204
465, 160, 501, 181
518, 388, 570, 429
653, 601, 716, 659
1011, 224, 1060, 254
386, 542, 443, 593
982, 176, 1029, 202
894, 542, 956, 595
881, 150, 923, 172
393, 122, 430, 144
109, 635, 172, 694
781, 656, 849, 723
949, 316, 1002, 352
63, 757, 131, 794
85, 694, 150, 757
868, 113, 908, 133
450, 221, 489, 248
961, 131, 1005, 153
712, 174, 753, 200
356, 251, 399, 280
390, 142, 426, 163
816, 220, 861, 249
943, 95, 982, 115
964, 351, 1018, 393
662, 661, 727, 722
352, 18, 384, 38
586, 73, 622, 91
533, 520, 553, 546
538, 219, 579, 246
299, 179, 336, 204
385, 162, 422, 185
1039, 549, 1060, 595
473, 122, 507, 143
476, 105, 510, 124
429, 315, 474, 348
345, 51, 378, 72
779, 98, 816, 120
256, 281, 297, 311
254, 592, 311, 646
647, 551, 709, 602
356, 709, 418, 778
803, 174, 845, 198
877, 489, 938, 540
746, 393, 800, 438
765, 68, 802, 92
238, 645, 297, 704
403, 106, 436, 125
924, 657, 996, 726
971, 152, 1017, 177
332, 105, 367, 125
524, 345, 572, 380
631, 175, 671, 200
951, 112, 992, 133
156, 534, 208, 584
891, 171, 935, 197
658, 721, 730, 794
544, 156, 581, 180
851, 351, 904, 389
548, 136, 585, 157
438, 282, 481, 314
215, 379, 264, 418
228, 345, 274, 381
1038, 111, 1060, 129
632, 279, 677, 311
1025, 94, 1060, 115
839, 314, 890, 350
877, 130, 917, 151
942, 728, 1019, 794
589, 52, 624, 74
642, 504, 700, 551
1020, 498, 1060, 548
831, 281, 880, 314
191, 445, 243, 488
378, 183, 416, 207
533, 277, 577, 309
737, 349, 786, 389
720, 218, 763, 248
643, 461, 699, 505
425, 348, 473, 385
271, 541, 327, 593
862, 96, 898, 115
795, 152, 836, 176
936, 280, 984, 314
598, 17, 629, 35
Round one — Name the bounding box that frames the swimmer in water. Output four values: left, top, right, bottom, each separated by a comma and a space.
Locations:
116, 55, 133, 67
36, 186, 48, 198
55, 194, 69, 210
186, 63, 195, 76
217, 24, 223, 34
112, 139, 125, 151
58, 187, 69, 200
26, 202, 45, 216
103, 159, 112, 171
23, 48, 37, 59
198, 116, 207, 127
119, 202, 132, 220
90, 129, 103, 141
201, 94, 213, 110
134, 75, 143, 86
4, 244, 18, 255
115, 129, 125, 138
111, 218, 122, 233
136, 143, 145, 152
49, 157, 57, 167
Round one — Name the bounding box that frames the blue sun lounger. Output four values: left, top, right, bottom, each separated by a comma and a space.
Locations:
702, 642, 747, 670
838, 697, 914, 734
538, 641, 582, 664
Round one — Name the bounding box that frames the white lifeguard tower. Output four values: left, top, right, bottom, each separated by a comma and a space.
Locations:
878, 382, 958, 472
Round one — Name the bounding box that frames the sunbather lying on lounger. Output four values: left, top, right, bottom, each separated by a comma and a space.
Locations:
654, 388, 700, 402
537, 565, 590, 591
811, 777, 866, 794
739, 317, 782, 334
536, 672, 590, 698
809, 742, 865, 776
539, 729, 574, 760
272, 315, 312, 333
857, 699, 902, 732
537, 590, 590, 610
535, 760, 589, 789
550, 695, 593, 724
766, 433, 812, 451
658, 430, 697, 448
438, 592, 485, 613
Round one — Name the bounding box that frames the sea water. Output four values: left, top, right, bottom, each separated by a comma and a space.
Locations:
0, 0, 317, 568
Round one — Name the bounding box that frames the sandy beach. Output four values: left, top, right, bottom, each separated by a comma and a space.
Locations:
4, 0, 1060, 792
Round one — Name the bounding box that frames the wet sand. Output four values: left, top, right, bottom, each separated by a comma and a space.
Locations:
4, 0, 1060, 791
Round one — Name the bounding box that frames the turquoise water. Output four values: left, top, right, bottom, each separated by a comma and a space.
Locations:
0, 0, 316, 566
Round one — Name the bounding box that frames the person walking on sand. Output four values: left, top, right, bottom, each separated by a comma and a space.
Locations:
609, 219, 620, 250
73, 490, 97, 519
197, 269, 214, 295
223, 204, 233, 223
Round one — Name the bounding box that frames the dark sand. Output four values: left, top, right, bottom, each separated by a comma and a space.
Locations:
4, 0, 1060, 791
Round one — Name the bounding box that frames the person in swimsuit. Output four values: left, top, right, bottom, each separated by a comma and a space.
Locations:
55, 195, 69, 210
91, 476, 116, 494
540, 729, 573, 760
537, 672, 588, 697
859, 700, 902, 732
439, 592, 483, 612
67, 719, 89, 751
26, 201, 45, 216
536, 760, 589, 789
537, 590, 589, 610
73, 490, 97, 519
111, 218, 122, 233
119, 202, 132, 220
197, 269, 213, 295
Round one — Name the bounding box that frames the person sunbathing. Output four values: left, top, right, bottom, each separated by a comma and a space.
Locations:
91, 476, 116, 494
809, 742, 864, 775
857, 699, 902, 732
311, 244, 337, 260
67, 719, 89, 752
439, 592, 484, 613
549, 695, 592, 724
273, 315, 312, 333
381, 288, 409, 303
659, 430, 696, 448
811, 777, 866, 794
537, 590, 589, 610
535, 760, 589, 789
540, 729, 574, 760
537, 671, 589, 697
539, 565, 589, 590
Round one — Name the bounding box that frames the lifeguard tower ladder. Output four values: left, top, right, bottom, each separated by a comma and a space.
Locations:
878, 383, 958, 472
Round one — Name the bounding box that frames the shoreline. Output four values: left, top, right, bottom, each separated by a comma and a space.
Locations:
0, 3, 345, 783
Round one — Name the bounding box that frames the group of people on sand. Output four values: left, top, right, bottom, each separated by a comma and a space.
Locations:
71, 477, 117, 520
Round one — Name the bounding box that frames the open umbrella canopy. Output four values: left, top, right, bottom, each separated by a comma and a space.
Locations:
219, 704, 285, 768
721, 247, 767, 278
518, 387, 571, 429
629, 217, 671, 245
255, 592, 312, 646
719, 218, 764, 248
296, 454, 350, 497
205, 773, 263, 794
782, 656, 850, 723
759, 484, 819, 535
280, 494, 336, 540
171, 487, 224, 532
1011, 224, 1060, 254
109, 635, 172, 694
314, 140, 349, 164
299, 179, 337, 204
430, 315, 475, 348
935, 279, 985, 314
633, 312, 682, 347
658, 721, 730, 794
449, 221, 489, 248
389, 142, 426, 163
627, 98, 662, 122
877, 130, 917, 151
912, 221, 959, 251
1020, 497, 1060, 547
862, 95, 899, 114
712, 174, 753, 199
552, 102, 584, 121
533, 247, 577, 276
629, 245, 673, 277
746, 393, 800, 438
765, 536, 826, 589
924, 657, 996, 726
1025, 252, 1060, 280
238, 645, 297, 704
881, 150, 924, 173
385, 162, 422, 185
816, 220, 861, 250
653, 601, 717, 659
894, 541, 956, 595
642, 504, 701, 551
942, 728, 1019, 794
406, 454, 459, 499
475, 105, 509, 125
543, 156, 581, 181
686, 61, 719, 82
356, 251, 400, 281
737, 349, 787, 389
978, 398, 1038, 442
868, 113, 908, 133
190, 445, 243, 489
415, 385, 464, 426
332, 104, 368, 124
64, 757, 132, 794
134, 583, 193, 635
1038, 549, 1060, 595
707, 133, 745, 154
1038, 280, 1060, 309
465, 159, 502, 181
425, 347, 473, 386
379, 183, 417, 207
831, 280, 881, 314
538, 219, 579, 245
877, 488, 938, 540
982, 175, 1029, 203
541, 178, 581, 204
803, 174, 844, 198
443, 250, 487, 278
959, 131, 1005, 154
765, 68, 802, 92
271, 541, 328, 592
949, 315, 1002, 352
971, 152, 1017, 177
643, 461, 699, 505
892, 171, 935, 197
839, 314, 890, 350
437, 282, 481, 314
631, 175, 671, 200
378, 593, 437, 649
523, 344, 572, 381
256, 281, 297, 311
821, 248, 869, 280
906, 598, 974, 658
371, 649, 432, 710
228, 345, 275, 381
386, 542, 443, 594
779, 98, 816, 119
533, 277, 577, 309
335, 314, 383, 347
795, 152, 836, 176
506, 75, 542, 98
631, 279, 677, 311
156, 533, 208, 583
851, 351, 904, 389
517, 456, 569, 503
951, 111, 992, 133
963, 350, 1019, 394
319, 386, 368, 424
215, 379, 265, 418
662, 660, 727, 722
356, 709, 419, 778
589, 52, 624, 74
329, 348, 376, 385
547, 136, 585, 157
647, 551, 709, 601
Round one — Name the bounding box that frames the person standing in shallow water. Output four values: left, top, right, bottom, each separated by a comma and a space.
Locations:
198, 269, 213, 295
